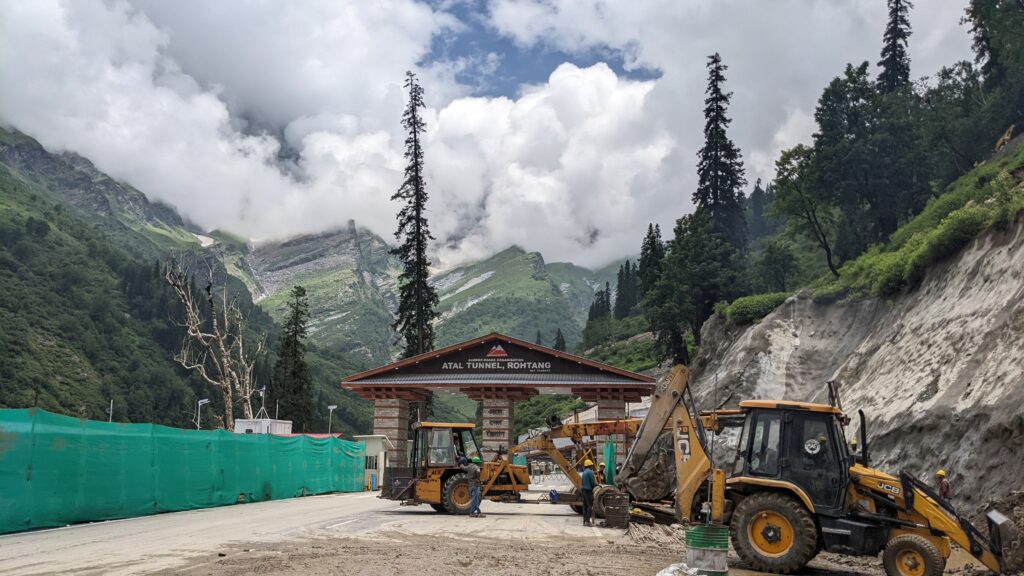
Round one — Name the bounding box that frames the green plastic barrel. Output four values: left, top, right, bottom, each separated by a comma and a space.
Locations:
686, 525, 729, 575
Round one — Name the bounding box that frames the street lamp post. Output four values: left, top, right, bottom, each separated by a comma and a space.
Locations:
196, 398, 210, 430
327, 405, 337, 436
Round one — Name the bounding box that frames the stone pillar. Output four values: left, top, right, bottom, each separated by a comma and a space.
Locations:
481, 398, 515, 458
374, 398, 409, 467
595, 399, 627, 465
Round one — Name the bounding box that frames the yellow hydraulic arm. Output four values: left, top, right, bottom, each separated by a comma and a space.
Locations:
616, 364, 726, 523
508, 419, 643, 490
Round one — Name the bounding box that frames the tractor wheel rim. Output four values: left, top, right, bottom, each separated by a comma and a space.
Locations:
896, 549, 926, 576
452, 484, 471, 508
748, 511, 795, 558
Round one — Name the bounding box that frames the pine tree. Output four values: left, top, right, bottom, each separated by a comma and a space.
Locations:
613, 259, 639, 318
272, 286, 314, 432
391, 71, 439, 358
613, 262, 629, 319
877, 0, 913, 94
535, 330, 544, 346
583, 284, 613, 348
638, 223, 665, 296
645, 209, 737, 363
553, 328, 567, 352
695, 53, 747, 247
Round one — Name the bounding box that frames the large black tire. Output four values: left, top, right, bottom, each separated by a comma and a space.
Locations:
592, 485, 613, 519
429, 503, 448, 513
568, 487, 583, 515
730, 492, 818, 574
882, 534, 946, 576
442, 473, 474, 515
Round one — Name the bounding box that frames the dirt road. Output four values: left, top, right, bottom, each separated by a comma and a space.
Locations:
0, 490, 987, 575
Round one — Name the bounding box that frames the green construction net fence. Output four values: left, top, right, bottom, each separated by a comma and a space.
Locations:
603, 441, 616, 485
0, 408, 365, 535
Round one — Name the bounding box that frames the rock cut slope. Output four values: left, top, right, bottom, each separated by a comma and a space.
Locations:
692, 214, 1024, 507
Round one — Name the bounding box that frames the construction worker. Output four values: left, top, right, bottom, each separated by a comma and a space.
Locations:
464, 456, 484, 517
937, 469, 953, 501
595, 462, 606, 485
580, 459, 597, 527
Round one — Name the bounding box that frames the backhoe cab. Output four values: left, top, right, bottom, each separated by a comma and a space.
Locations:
380, 422, 529, 514
725, 399, 1011, 575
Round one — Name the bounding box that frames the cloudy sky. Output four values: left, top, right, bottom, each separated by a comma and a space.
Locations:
0, 0, 973, 268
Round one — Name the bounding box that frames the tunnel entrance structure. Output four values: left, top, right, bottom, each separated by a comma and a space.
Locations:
342, 332, 655, 465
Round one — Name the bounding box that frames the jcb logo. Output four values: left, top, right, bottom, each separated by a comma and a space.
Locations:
678, 430, 692, 463
878, 482, 901, 495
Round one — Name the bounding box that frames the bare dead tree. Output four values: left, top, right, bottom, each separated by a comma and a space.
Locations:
164, 259, 266, 429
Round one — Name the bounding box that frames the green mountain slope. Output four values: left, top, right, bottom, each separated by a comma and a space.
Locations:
0, 162, 199, 423
0, 128, 201, 259
249, 224, 401, 366
0, 130, 373, 435
432, 247, 601, 348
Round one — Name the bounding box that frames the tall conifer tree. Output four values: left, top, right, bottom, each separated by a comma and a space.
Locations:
272, 286, 314, 432
638, 223, 665, 296
553, 328, 567, 352
877, 0, 913, 94
392, 71, 439, 358
695, 53, 747, 247
614, 262, 629, 319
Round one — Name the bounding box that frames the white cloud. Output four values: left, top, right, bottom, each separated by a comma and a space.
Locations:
0, 0, 975, 270
487, 0, 972, 182
428, 63, 675, 267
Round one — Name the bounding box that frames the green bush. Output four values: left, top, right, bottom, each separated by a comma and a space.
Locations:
587, 337, 660, 373
725, 292, 791, 325
870, 251, 911, 297
811, 283, 848, 303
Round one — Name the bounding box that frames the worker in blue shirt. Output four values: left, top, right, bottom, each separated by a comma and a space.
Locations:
580, 459, 597, 527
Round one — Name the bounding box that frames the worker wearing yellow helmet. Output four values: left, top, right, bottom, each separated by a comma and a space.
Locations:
580, 459, 597, 527
595, 462, 606, 485
936, 469, 953, 502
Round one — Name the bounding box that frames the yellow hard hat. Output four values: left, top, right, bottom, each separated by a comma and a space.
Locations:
599, 462, 606, 467
850, 439, 858, 446
584, 459, 594, 467
937, 469, 947, 477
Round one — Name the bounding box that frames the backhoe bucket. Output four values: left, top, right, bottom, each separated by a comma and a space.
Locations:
987, 509, 1017, 570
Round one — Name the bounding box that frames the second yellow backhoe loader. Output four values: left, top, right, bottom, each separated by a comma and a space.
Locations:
614, 365, 1015, 576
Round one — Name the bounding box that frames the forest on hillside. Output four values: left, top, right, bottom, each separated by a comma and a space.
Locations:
583, 0, 1024, 367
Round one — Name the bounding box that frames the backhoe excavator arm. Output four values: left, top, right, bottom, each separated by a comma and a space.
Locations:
507, 419, 643, 490
899, 473, 1005, 573
615, 364, 725, 523
509, 434, 582, 488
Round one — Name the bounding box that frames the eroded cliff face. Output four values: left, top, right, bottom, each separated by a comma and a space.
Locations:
691, 215, 1024, 507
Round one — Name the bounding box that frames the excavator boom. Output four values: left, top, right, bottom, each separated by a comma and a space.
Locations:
615, 364, 726, 523
508, 419, 643, 491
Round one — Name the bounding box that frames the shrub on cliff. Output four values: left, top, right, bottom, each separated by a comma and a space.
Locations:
725, 292, 792, 325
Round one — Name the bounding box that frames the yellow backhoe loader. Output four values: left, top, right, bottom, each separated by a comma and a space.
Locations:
507, 416, 643, 515
380, 422, 530, 513
614, 365, 1015, 576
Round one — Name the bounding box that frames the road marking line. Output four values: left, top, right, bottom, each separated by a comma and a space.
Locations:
326, 519, 358, 529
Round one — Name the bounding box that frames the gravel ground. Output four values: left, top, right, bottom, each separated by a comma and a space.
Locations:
158, 524, 900, 576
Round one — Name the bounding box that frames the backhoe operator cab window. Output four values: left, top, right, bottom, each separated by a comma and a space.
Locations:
744, 412, 782, 477
459, 430, 481, 462
427, 428, 455, 467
